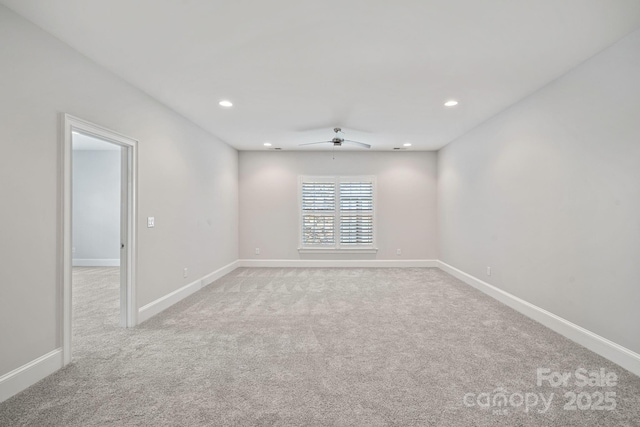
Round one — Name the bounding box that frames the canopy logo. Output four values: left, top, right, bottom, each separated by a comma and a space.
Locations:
463, 367, 618, 416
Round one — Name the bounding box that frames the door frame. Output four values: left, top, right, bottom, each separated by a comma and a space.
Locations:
60, 114, 138, 366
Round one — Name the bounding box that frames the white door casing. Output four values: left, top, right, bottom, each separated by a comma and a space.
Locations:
60, 114, 138, 366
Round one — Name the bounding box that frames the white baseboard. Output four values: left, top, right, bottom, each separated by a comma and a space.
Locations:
0, 348, 63, 403
201, 260, 240, 287
72, 259, 120, 267
436, 261, 640, 377
138, 278, 202, 324
237, 259, 438, 268
138, 260, 239, 324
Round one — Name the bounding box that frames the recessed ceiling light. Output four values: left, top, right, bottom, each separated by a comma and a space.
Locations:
219, 100, 233, 107
444, 100, 458, 107
403, 143, 412, 147
263, 142, 272, 147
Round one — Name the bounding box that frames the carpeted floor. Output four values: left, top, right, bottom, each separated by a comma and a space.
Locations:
72, 267, 121, 358
1, 267, 639, 426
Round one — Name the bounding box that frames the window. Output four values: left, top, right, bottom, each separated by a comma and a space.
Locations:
300, 176, 376, 252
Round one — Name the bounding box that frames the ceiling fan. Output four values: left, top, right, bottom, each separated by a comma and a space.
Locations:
299, 127, 371, 149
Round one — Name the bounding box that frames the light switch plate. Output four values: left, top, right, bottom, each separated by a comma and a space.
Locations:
147, 217, 155, 228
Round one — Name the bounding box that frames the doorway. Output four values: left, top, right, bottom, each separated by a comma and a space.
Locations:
61, 114, 138, 366
72, 133, 122, 355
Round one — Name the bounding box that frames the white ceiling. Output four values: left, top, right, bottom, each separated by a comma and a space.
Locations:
3, 0, 640, 151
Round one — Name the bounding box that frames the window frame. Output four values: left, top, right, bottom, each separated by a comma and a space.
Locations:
298, 175, 377, 253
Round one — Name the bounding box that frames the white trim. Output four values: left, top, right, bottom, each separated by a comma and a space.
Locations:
138, 260, 239, 323
298, 248, 378, 254
238, 259, 438, 268
138, 278, 203, 324
201, 260, 240, 287
436, 261, 640, 377
61, 114, 138, 367
0, 349, 63, 403
72, 259, 120, 267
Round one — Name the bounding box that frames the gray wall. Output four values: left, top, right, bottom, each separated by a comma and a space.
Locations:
0, 5, 238, 376
72, 149, 121, 265
438, 29, 640, 354
239, 151, 438, 260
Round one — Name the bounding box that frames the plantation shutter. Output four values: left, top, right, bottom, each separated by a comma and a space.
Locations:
339, 181, 374, 245
301, 182, 336, 245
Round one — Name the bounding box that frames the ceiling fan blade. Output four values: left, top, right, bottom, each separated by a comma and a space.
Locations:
343, 139, 371, 149
299, 140, 332, 146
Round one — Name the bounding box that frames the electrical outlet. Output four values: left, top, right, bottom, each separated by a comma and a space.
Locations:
183, 268, 188, 278
255, 248, 260, 255
396, 248, 402, 256
487, 266, 491, 276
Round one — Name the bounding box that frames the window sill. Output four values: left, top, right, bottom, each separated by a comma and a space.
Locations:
298, 248, 378, 254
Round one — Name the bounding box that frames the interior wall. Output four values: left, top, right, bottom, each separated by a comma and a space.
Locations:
72, 149, 121, 265
0, 5, 238, 376
438, 28, 640, 354
239, 151, 438, 260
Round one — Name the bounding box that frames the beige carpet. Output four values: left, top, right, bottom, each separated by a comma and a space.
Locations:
1, 267, 639, 426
